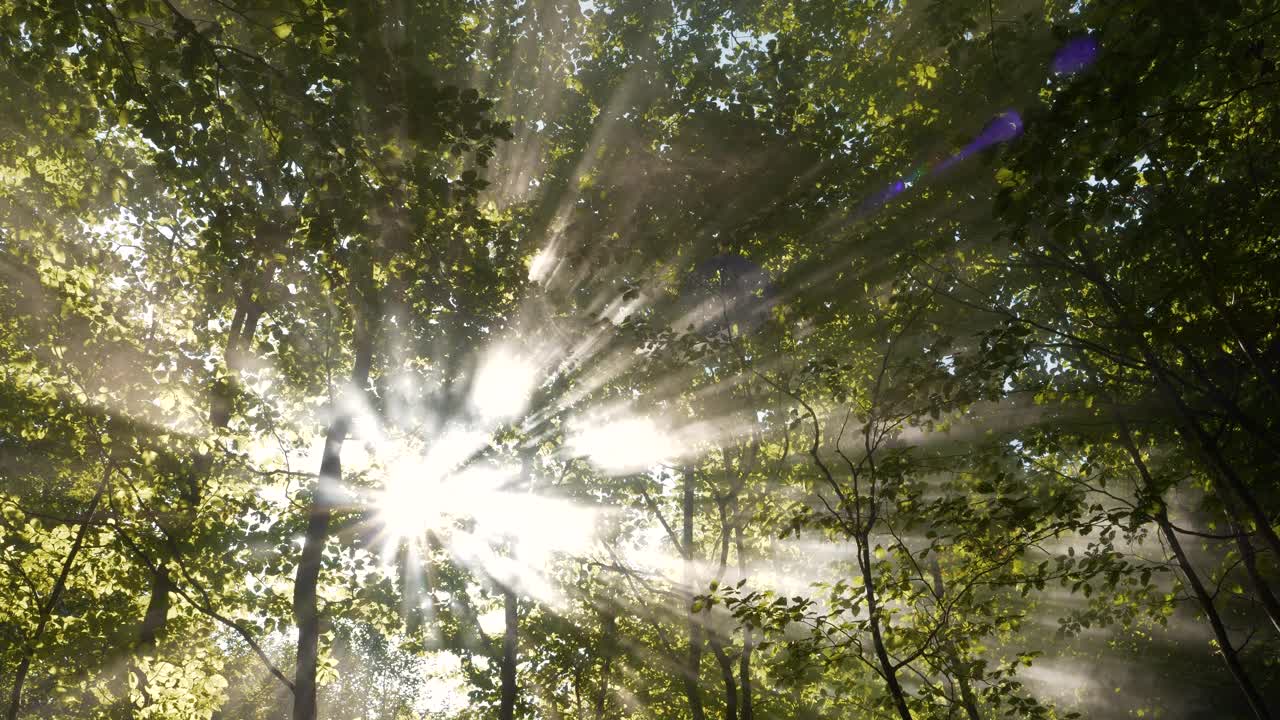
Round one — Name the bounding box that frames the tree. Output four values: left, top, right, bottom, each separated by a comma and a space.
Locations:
4, 0, 1280, 719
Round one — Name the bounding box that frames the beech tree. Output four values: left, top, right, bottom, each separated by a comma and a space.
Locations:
2, 1, 1279, 719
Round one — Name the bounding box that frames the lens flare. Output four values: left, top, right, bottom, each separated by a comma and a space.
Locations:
862, 109, 1026, 213
1051, 35, 1100, 75
568, 416, 678, 474
528, 247, 556, 282
469, 346, 541, 421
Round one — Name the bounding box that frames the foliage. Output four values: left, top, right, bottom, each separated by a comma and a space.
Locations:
2, 1, 1279, 719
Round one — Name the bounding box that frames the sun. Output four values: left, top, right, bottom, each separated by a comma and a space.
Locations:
368, 430, 489, 543
377, 473, 444, 543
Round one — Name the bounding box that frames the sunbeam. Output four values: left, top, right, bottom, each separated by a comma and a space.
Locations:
4, 3, 1273, 720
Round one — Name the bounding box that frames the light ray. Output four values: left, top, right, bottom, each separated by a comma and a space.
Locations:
566, 415, 679, 475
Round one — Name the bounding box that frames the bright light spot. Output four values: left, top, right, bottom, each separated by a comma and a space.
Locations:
373, 431, 492, 541
379, 477, 441, 542
528, 248, 555, 282
416, 652, 470, 716
477, 608, 506, 636
369, 422, 602, 606
477, 494, 600, 561
569, 416, 677, 474
470, 347, 540, 421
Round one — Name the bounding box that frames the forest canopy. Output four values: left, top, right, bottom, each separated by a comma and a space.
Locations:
1, 0, 1279, 719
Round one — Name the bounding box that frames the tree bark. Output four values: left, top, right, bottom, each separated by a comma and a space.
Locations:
499, 587, 518, 720
137, 566, 173, 649
6, 466, 110, 720
1193, 251, 1280, 406
735, 524, 753, 720
682, 468, 707, 720
291, 308, 373, 720
1115, 419, 1272, 720
127, 290, 264, 714
1086, 260, 1280, 564
1157, 511, 1272, 720
1139, 346, 1280, 563
929, 557, 980, 720
1124, 395, 1280, 640
858, 534, 913, 720
708, 638, 738, 720
1175, 405, 1280, 562
593, 611, 616, 720
1234, 525, 1280, 636
137, 288, 263, 652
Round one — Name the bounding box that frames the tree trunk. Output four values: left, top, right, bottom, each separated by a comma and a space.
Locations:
6, 466, 110, 720
291, 310, 373, 720
1194, 253, 1280, 406
1157, 511, 1272, 720
709, 639, 738, 720
858, 535, 912, 720
128, 286, 267, 712
1234, 526, 1280, 636
929, 557, 980, 720
1103, 362, 1280, 645
682, 468, 707, 720
735, 524, 753, 720
594, 611, 616, 720
1087, 262, 1280, 563
137, 289, 263, 652
137, 567, 173, 649
1115, 419, 1272, 720
500, 587, 518, 720
1143, 350, 1280, 563
129, 291, 264, 712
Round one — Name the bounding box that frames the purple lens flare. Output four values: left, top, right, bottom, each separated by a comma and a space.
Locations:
963, 109, 1025, 156
853, 33, 1094, 218
1051, 35, 1100, 75
860, 179, 908, 212
862, 110, 1024, 211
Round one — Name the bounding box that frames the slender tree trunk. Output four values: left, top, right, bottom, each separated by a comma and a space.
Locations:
1170, 338, 1280, 458
292, 309, 373, 720
128, 291, 264, 713
682, 468, 707, 720
858, 534, 913, 720
705, 489, 738, 720
1176, 406, 1280, 562
1138, 344, 1280, 562
929, 557, 980, 720
1234, 526, 1280, 636
1193, 252, 1280, 405
594, 611, 616, 720
1115, 420, 1272, 720
1157, 511, 1272, 720
1087, 261, 1280, 563
137, 289, 263, 652
137, 567, 173, 649
291, 416, 349, 720
735, 524, 753, 720
6, 466, 111, 720
1131, 403, 1279, 638
709, 639, 738, 720
498, 451, 536, 720
499, 587, 518, 720
208, 296, 262, 430
574, 676, 586, 720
